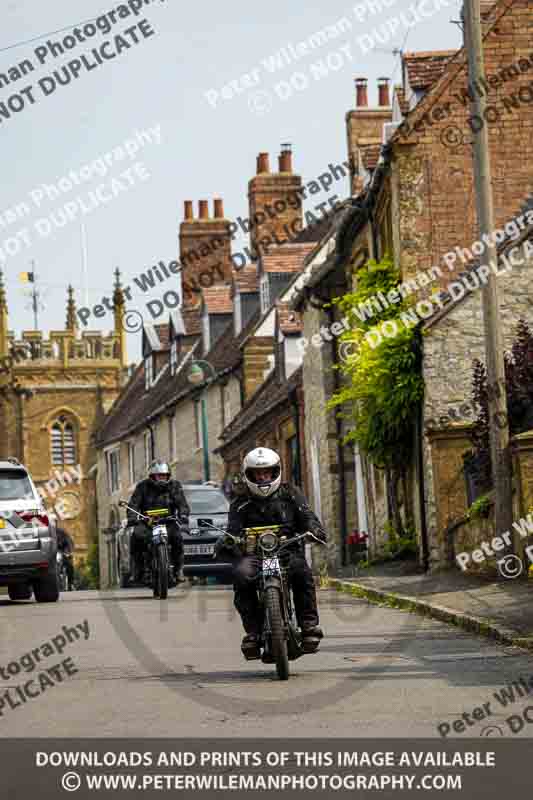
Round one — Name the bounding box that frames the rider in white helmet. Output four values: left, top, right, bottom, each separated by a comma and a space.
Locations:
218, 446, 326, 659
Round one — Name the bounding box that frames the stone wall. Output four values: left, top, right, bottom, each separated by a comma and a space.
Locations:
422, 247, 533, 568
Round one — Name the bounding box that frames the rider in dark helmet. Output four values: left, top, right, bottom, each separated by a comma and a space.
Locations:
127, 460, 190, 583
217, 447, 326, 660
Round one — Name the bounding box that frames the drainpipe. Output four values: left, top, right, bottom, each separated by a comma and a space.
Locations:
327, 305, 348, 568
414, 327, 429, 572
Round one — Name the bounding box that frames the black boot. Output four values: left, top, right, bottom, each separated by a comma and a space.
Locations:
301, 624, 323, 653
241, 633, 261, 660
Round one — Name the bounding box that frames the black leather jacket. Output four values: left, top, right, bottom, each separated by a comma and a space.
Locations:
225, 483, 326, 550
127, 479, 190, 526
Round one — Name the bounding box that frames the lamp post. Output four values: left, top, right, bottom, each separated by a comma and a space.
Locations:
187, 360, 216, 482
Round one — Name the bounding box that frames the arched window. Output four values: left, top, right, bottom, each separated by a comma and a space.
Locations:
51, 416, 76, 465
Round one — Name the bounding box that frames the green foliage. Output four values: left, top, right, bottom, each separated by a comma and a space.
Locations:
466, 494, 491, 521
79, 537, 100, 590
327, 254, 424, 469
73, 558, 92, 590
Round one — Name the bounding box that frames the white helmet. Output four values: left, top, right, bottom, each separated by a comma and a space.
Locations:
242, 447, 281, 498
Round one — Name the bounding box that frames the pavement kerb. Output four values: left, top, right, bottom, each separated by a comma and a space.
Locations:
327, 577, 533, 653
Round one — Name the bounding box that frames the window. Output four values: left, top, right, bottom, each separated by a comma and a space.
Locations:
170, 341, 177, 376
220, 385, 231, 428
128, 441, 135, 486
107, 449, 120, 494
286, 434, 301, 487
168, 415, 176, 461
144, 430, 153, 471
260, 275, 270, 313
145, 355, 153, 390
51, 416, 76, 465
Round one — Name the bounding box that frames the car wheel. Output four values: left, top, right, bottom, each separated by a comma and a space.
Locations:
33, 560, 60, 603
8, 583, 32, 601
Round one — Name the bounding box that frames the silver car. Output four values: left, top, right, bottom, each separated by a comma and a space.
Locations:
0, 458, 59, 602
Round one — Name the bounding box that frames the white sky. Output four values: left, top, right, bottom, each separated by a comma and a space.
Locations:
0, 0, 462, 362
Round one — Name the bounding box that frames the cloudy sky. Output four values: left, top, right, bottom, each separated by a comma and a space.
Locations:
0, 0, 462, 362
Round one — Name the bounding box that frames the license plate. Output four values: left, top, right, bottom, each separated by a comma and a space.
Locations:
152, 525, 167, 538
184, 543, 215, 555
0, 519, 4, 529
262, 557, 280, 576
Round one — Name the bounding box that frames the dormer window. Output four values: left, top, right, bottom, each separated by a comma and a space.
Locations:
145, 354, 153, 389
170, 340, 177, 375
260, 275, 270, 314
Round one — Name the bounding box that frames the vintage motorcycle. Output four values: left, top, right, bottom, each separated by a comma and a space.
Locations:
119, 501, 178, 599
211, 523, 326, 681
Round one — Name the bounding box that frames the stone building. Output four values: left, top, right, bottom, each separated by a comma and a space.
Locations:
301, 0, 533, 571
0, 270, 128, 558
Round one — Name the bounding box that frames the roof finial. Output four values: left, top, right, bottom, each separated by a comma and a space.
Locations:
65, 284, 77, 331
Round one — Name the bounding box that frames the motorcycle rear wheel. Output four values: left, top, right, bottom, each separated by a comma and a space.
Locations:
265, 586, 289, 680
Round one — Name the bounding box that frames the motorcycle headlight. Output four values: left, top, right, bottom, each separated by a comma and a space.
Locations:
259, 531, 278, 552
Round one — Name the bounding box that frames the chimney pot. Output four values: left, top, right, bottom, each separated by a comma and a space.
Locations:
199, 200, 209, 220
278, 145, 292, 173
214, 198, 224, 218
257, 152, 270, 174
184, 200, 194, 220
378, 77, 391, 107
355, 77, 368, 108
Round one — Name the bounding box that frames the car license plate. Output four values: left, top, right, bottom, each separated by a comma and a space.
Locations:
0, 519, 4, 529
184, 544, 215, 555
262, 557, 280, 576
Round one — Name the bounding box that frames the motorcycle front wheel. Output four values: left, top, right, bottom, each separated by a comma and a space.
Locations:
154, 544, 169, 600
265, 586, 289, 680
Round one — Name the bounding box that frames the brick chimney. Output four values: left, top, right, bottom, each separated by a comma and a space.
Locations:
356, 78, 368, 107
378, 77, 391, 107
179, 198, 233, 310
247, 146, 303, 259
347, 77, 392, 196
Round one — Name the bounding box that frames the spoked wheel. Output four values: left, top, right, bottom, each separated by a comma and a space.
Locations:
265, 586, 289, 680
154, 545, 169, 600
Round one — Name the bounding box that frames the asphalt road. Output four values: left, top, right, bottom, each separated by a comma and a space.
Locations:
2, 585, 533, 738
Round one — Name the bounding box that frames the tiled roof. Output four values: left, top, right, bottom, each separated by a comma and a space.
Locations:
232, 264, 259, 293
262, 243, 315, 274
96, 303, 263, 447
202, 285, 233, 313
217, 367, 302, 450
394, 84, 409, 115
277, 301, 302, 334
404, 50, 456, 91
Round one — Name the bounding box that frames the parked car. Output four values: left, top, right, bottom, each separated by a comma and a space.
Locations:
0, 458, 59, 602
182, 482, 232, 581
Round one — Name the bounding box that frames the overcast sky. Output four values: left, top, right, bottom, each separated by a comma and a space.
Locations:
0, 0, 462, 362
